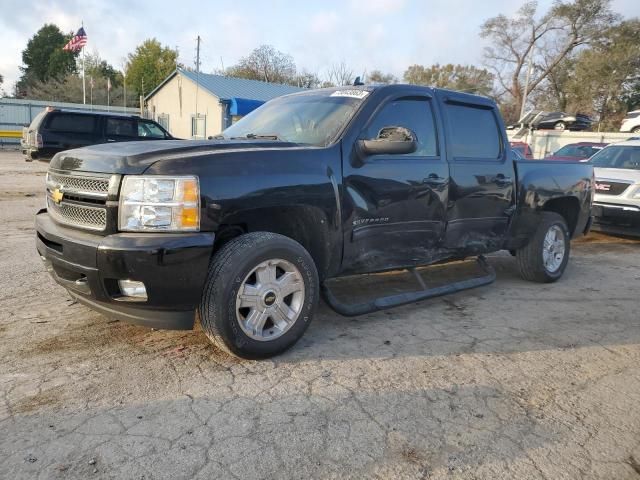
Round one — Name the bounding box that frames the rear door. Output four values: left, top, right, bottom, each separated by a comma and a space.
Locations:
104, 117, 137, 143
341, 92, 449, 274
437, 92, 515, 252
42, 112, 99, 151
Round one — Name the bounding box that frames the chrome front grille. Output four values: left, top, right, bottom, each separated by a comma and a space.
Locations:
46, 172, 110, 198
46, 170, 116, 232
47, 197, 107, 231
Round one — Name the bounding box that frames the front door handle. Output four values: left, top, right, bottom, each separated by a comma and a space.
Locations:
423, 173, 447, 186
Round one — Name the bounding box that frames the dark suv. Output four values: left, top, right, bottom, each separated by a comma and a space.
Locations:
22, 108, 173, 161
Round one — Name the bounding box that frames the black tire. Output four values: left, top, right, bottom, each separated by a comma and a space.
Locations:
199, 232, 319, 359
554, 121, 566, 131
632, 126, 640, 134
516, 212, 571, 283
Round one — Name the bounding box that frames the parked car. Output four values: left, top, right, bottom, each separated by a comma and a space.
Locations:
35, 85, 593, 359
590, 139, 640, 236
509, 141, 533, 159
22, 107, 173, 161
534, 111, 592, 131
620, 110, 640, 133
545, 142, 608, 162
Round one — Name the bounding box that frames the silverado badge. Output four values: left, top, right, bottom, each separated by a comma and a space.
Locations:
51, 188, 64, 204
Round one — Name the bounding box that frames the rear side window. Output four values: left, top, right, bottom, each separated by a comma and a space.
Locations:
46, 113, 96, 133
106, 118, 136, 137
365, 97, 438, 157
445, 103, 501, 159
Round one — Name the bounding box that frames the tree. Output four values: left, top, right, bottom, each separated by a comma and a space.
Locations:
403, 64, 495, 96
566, 19, 640, 129
17, 24, 78, 95
480, 0, 619, 116
325, 62, 354, 86
85, 51, 121, 89
367, 70, 397, 84
226, 45, 297, 85
126, 39, 178, 98
24, 73, 137, 106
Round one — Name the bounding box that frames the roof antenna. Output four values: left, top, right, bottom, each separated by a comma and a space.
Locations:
353, 76, 364, 86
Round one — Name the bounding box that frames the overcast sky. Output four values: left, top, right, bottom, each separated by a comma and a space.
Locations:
1, 0, 638, 91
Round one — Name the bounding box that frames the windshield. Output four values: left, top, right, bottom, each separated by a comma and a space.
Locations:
221, 91, 368, 146
553, 144, 602, 158
590, 145, 640, 170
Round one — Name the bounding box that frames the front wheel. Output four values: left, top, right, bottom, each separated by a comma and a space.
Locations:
632, 126, 640, 134
199, 232, 319, 359
554, 121, 566, 131
516, 212, 571, 283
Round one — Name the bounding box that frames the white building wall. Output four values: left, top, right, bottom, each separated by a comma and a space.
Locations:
145, 73, 224, 139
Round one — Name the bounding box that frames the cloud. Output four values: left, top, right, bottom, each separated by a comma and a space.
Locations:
310, 12, 340, 34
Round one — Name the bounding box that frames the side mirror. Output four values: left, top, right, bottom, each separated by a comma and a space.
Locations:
357, 126, 418, 156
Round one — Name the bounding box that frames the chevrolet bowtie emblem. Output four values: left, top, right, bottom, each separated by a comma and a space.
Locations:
52, 188, 64, 204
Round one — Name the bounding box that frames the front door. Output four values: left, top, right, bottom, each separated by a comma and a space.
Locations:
342, 94, 449, 274
437, 93, 516, 253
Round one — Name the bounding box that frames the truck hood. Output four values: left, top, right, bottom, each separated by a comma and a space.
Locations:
50, 139, 305, 174
594, 167, 640, 183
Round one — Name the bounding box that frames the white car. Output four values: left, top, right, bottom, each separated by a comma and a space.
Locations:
591, 139, 640, 235
620, 110, 640, 133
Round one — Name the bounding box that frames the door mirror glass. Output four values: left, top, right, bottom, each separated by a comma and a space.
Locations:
359, 126, 418, 156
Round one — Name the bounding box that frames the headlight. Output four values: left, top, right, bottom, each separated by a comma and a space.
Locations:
119, 175, 200, 232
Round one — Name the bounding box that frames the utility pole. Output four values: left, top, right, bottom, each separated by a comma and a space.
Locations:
194, 35, 201, 138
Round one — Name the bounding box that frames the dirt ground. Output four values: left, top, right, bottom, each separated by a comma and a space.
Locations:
1, 148, 640, 480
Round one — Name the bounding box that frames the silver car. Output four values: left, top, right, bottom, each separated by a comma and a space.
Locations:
590, 139, 640, 236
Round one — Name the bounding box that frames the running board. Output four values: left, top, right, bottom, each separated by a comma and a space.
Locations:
321, 256, 496, 317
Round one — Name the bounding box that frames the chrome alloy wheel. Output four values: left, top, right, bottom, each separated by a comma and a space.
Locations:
542, 225, 566, 273
235, 258, 305, 341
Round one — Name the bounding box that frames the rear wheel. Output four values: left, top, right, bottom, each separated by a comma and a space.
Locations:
554, 121, 566, 131
199, 232, 319, 359
516, 212, 570, 283
632, 126, 640, 133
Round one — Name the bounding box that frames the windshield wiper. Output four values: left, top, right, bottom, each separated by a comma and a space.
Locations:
230, 133, 281, 140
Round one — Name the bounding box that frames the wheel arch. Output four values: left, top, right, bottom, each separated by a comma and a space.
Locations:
541, 196, 581, 237
213, 205, 339, 281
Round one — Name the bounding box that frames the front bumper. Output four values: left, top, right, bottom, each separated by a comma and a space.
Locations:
592, 203, 640, 236
36, 209, 215, 329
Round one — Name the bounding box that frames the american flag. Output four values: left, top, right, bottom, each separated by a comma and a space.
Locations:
62, 27, 87, 52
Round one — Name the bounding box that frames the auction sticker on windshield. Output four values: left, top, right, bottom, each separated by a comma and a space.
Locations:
330, 90, 370, 99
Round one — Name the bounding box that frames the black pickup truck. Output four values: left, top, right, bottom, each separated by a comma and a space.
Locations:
35, 85, 593, 358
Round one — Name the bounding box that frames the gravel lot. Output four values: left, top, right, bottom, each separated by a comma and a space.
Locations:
1, 149, 640, 479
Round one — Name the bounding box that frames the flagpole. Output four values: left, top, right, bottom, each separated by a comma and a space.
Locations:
82, 47, 86, 104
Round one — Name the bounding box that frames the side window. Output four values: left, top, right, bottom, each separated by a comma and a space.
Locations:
366, 98, 438, 157
46, 114, 95, 133
138, 121, 166, 138
445, 103, 501, 159
106, 118, 136, 137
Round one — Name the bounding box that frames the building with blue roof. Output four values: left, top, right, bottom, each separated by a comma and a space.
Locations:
144, 68, 305, 139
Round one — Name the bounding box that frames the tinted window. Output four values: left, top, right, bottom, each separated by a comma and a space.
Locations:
366, 98, 437, 156
138, 121, 166, 138
106, 118, 136, 137
46, 113, 95, 133
445, 104, 501, 159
